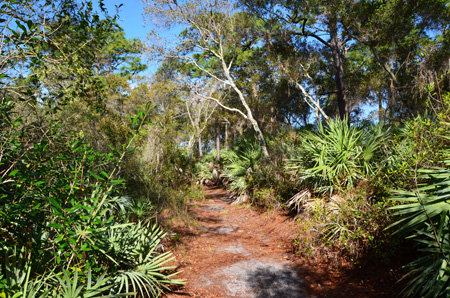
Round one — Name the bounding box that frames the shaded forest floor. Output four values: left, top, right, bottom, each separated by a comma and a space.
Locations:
164, 187, 402, 297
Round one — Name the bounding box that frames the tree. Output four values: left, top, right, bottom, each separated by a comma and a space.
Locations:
243, 0, 450, 122
184, 80, 218, 159
1, 1, 98, 102
348, 0, 450, 121
243, 0, 353, 120
143, 0, 270, 158
273, 42, 330, 121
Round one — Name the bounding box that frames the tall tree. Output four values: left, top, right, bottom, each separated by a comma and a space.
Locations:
243, 0, 354, 119
243, 0, 450, 122
1, 0, 115, 103
144, 0, 270, 158
184, 80, 218, 158
348, 0, 450, 120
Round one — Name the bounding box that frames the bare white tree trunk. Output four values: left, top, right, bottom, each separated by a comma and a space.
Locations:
216, 124, 220, 162
220, 57, 269, 158
198, 134, 203, 160
144, 0, 270, 158
185, 83, 217, 158
278, 59, 329, 122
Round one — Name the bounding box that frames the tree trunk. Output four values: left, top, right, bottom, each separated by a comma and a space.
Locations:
225, 121, 229, 149
216, 126, 220, 162
250, 117, 269, 159
221, 59, 269, 159
378, 90, 384, 125
329, 17, 348, 120
198, 134, 203, 161
388, 79, 395, 123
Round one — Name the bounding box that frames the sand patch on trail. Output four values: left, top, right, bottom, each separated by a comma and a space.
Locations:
165, 187, 306, 298
164, 186, 400, 298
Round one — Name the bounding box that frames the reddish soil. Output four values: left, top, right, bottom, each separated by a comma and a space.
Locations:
164, 187, 402, 298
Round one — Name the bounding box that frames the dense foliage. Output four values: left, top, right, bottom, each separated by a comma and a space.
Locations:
1, 1, 184, 297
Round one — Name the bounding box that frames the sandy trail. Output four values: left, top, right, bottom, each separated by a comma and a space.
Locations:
165, 186, 399, 298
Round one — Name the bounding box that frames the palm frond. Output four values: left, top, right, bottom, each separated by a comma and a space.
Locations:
388, 149, 450, 297
286, 117, 388, 195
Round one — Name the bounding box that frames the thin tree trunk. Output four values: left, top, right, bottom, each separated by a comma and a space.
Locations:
388, 79, 395, 122
198, 134, 203, 161
187, 135, 196, 155
221, 58, 270, 159
225, 121, 229, 149
378, 90, 384, 125
329, 17, 348, 120
216, 126, 220, 162
235, 95, 269, 159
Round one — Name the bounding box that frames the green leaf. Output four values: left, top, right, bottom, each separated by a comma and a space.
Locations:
55, 234, 65, 243
48, 223, 63, 229
109, 179, 124, 185
108, 145, 121, 158
48, 197, 63, 211
8, 169, 19, 177
88, 171, 105, 181
26, 20, 34, 30
68, 204, 83, 213
15, 20, 26, 33
80, 244, 91, 251
72, 140, 80, 148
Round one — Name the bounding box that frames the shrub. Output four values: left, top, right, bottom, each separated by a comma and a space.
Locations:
388, 141, 450, 297
291, 188, 389, 259
287, 118, 389, 195
0, 99, 183, 297
379, 114, 448, 191
221, 144, 262, 202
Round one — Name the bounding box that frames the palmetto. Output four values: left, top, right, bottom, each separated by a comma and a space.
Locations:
288, 118, 387, 194
221, 144, 262, 196
389, 147, 450, 297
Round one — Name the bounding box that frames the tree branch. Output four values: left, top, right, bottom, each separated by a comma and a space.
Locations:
195, 91, 248, 119
294, 81, 329, 120
298, 18, 331, 48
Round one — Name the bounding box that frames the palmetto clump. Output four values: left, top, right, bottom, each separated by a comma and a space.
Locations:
287, 117, 388, 195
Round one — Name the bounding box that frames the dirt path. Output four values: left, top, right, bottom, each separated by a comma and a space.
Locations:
165, 187, 399, 298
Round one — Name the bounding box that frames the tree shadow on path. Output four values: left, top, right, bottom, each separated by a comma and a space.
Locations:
245, 265, 306, 298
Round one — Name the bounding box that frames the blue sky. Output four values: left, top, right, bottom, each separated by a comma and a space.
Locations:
104, 0, 147, 40
101, 0, 161, 74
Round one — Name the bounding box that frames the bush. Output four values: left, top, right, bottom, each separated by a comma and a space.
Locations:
292, 187, 389, 259
0, 99, 183, 297
280, 119, 394, 260
218, 141, 265, 204
287, 118, 389, 195
379, 114, 448, 191
388, 139, 450, 297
